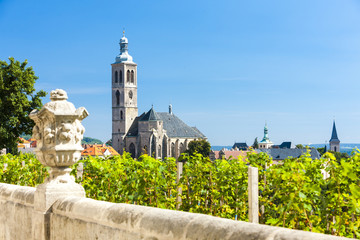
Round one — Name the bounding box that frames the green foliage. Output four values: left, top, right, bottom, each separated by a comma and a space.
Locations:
185, 139, 211, 157
252, 137, 259, 149
72, 153, 178, 209
317, 147, 326, 155
296, 144, 305, 149
328, 150, 349, 161
0, 153, 49, 186
81, 137, 103, 145
105, 139, 112, 146
0, 58, 46, 154
3, 151, 360, 238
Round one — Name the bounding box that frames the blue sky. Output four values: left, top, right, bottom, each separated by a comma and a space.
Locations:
1, 0, 360, 146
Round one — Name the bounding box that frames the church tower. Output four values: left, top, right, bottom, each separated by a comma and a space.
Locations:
259, 123, 274, 149
111, 32, 138, 154
329, 120, 340, 152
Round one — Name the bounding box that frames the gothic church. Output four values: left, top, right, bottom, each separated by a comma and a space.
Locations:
112, 33, 206, 159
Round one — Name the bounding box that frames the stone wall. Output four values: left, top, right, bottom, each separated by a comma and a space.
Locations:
0, 183, 353, 240
0, 183, 35, 240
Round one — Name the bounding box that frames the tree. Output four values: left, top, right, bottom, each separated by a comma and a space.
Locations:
82, 137, 103, 145
295, 144, 305, 149
0, 58, 46, 154
185, 139, 211, 157
317, 147, 326, 155
252, 137, 259, 149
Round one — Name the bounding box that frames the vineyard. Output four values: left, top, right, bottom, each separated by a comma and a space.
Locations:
1, 151, 360, 238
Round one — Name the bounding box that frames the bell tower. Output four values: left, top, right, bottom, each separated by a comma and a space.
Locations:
111, 32, 138, 154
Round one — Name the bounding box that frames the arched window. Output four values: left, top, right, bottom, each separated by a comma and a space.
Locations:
171, 143, 175, 157
131, 70, 134, 83
162, 137, 168, 159
127, 70, 130, 82
129, 143, 136, 159
120, 110, 123, 120
114, 71, 118, 83
119, 70, 123, 84
151, 136, 156, 157
116, 90, 120, 105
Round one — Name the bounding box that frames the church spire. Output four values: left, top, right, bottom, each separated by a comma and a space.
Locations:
330, 121, 340, 142
329, 120, 340, 152
115, 31, 134, 63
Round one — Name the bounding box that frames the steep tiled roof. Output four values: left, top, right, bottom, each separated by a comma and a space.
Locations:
126, 113, 144, 137
139, 107, 160, 121
212, 150, 249, 160
232, 142, 248, 150
330, 121, 340, 143
157, 112, 205, 138
127, 107, 205, 139
255, 148, 320, 160
81, 144, 119, 157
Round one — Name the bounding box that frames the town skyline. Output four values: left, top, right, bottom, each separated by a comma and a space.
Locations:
1, 1, 360, 145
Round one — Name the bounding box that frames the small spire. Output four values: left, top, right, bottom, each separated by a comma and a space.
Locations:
122, 28, 125, 37
169, 104, 173, 115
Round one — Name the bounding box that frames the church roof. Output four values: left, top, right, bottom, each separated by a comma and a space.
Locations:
232, 142, 249, 150
256, 148, 320, 160
139, 107, 160, 121
329, 121, 340, 143
126, 109, 205, 139
127, 113, 144, 137
157, 112, 205, 138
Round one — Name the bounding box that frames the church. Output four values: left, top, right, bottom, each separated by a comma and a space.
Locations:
111, 33, 206, 159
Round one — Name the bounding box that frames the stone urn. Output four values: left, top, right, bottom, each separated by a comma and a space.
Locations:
30, 89, 88, 183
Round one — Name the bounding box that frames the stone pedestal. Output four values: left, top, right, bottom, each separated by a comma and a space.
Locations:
32, 181, 85, 240
29, 89, 88, 240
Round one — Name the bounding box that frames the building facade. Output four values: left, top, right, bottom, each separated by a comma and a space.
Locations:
111, 33, 206, 159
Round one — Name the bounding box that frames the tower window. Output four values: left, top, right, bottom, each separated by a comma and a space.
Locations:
119, 70, 123, 84
131, 70, 134, 84
116, 90, 120, 105
127, 70, 130, 82
115, 71, 118, 83
120, 110, 123, 120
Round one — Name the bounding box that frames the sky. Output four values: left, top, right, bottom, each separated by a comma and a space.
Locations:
1, 0, 360, 146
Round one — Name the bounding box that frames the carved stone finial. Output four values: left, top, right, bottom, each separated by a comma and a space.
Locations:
29, 89, 89, 184
50, 89, 68, 101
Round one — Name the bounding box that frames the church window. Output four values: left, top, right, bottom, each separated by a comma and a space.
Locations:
129, 143, 136, 159
119, 70, 123, 84
131, 70, 134, 83
120, 110, 123, 120
116, 90, 120, 105
171, 143, 175, 157
115, 71, 118, 83
127, 70, 130, 82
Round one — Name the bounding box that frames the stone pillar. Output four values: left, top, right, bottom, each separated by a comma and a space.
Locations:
29, 89, 89, 240
248, 166, 259, 223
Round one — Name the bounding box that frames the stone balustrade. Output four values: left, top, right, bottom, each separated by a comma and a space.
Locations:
0, 182, 353, 240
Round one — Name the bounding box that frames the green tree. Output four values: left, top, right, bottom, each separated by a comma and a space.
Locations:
295, 144, 305, 149
328, 150, 349, 161
82, 137, 103, 145
252, 137, 259, 149
185, 139, 211, 157
0, 58, 46, 154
